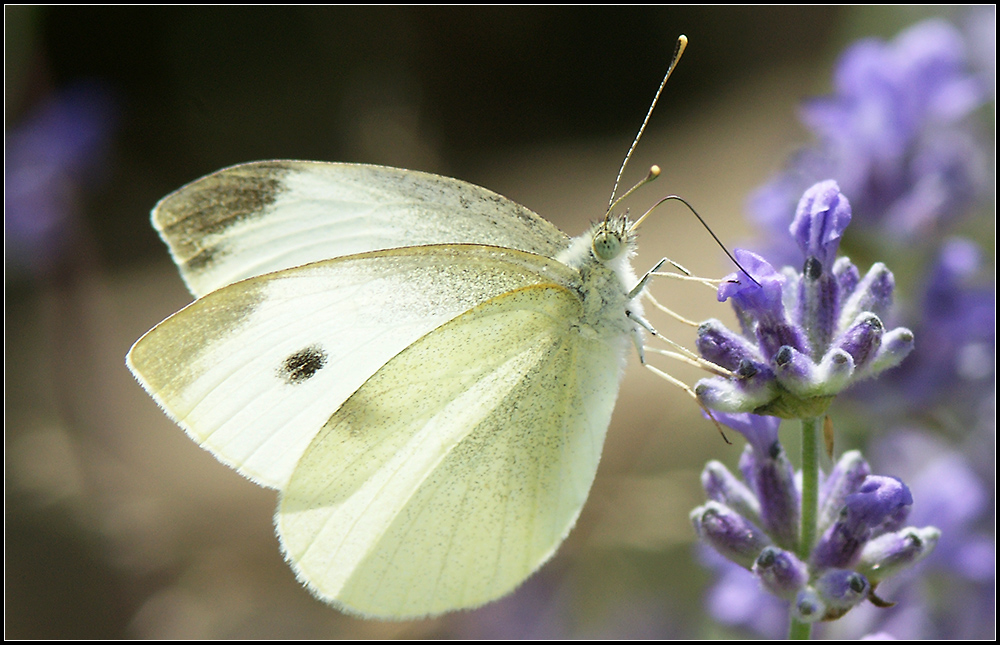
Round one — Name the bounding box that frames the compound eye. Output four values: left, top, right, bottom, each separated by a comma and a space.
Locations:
592, 229, 623, 261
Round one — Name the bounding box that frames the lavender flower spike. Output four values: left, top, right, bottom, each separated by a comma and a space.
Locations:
693, 419, 939, 626
695, 182, 914, 419
791, 569, 870, 623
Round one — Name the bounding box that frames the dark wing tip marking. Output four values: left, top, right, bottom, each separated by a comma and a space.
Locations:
278, 345, 329, 385
156, 163, 295, 270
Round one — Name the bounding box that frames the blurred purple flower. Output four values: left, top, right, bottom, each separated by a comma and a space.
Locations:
701, 548, 788, 639
747, 18, 989, 261
890, 238, 994, 410
820, 429, 995, 639
964, 5, 996, 98
5, 80, 118, 275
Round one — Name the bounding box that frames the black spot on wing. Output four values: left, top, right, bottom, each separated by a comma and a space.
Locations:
278, 345, 328, 385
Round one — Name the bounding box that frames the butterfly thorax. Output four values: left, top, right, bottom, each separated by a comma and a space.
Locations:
557, 216, 642, 345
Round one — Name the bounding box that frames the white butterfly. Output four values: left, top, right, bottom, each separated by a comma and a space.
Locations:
127, 160, 663, 619
127, 35, 694, 621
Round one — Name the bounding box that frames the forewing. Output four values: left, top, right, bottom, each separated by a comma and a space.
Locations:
153, 161, 571, 297
127, 245, 577, 490
278, 284, 628, 618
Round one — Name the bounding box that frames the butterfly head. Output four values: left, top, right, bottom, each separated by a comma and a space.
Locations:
591, 211, 635, 263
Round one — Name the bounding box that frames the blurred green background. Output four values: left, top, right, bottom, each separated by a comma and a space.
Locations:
5, 6, 971, 638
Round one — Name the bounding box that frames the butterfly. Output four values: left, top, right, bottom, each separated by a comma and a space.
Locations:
128, 37, 692, 621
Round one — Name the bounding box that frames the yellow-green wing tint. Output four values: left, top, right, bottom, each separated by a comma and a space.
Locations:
278, 284, 628, 618
153, 161, 571, 297
127, 245, 578, 490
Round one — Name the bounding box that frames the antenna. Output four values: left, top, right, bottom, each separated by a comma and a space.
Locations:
607, 165, 661, 216
607, 35, 688, 212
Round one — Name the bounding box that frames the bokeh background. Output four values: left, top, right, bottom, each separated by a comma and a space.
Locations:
6, 6, 992, 638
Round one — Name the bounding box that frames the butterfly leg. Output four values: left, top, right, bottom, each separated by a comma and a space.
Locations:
625, 311, 658, 364
643, 292, 700, 327
627, 258, 669, 300
629, 256, 721, 300
643, 342, 733, 378
626, 256, 711, 363
644, 362, 732, 444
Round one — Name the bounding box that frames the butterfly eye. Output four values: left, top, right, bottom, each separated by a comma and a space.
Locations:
592, 229, 623, 261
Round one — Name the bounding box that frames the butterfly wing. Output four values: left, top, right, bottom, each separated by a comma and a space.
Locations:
127, 245, 578, 490
278, 284, 629, 618
152, 161, 571, 297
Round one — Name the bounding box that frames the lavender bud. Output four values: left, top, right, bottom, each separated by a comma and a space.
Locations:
858, 526, 941, 583
789, 180, 852, 355
695, 371, 777, 414
713, 412, 781, 458
833, 256, 861, 297
745, 443, 800, 550
799, 266, 840, 356
773, 345, 819, 394
814, 569, 870, 620
697, 319, 761, 371
834, 313, 884, 369
839, 262, 895, 328
863, 327, 915, 376
753, 546, 808, 599
814, 348, 856, 394
789, 180, 853, 271
702, 460, 762, 524
691, 501, 771, 569
812, 476, 913, 569
817, 451, 872, 535
792, 587, 825, 623
772, 345, 855, 398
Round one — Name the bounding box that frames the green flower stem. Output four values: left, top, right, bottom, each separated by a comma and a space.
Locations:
789, 617, 812, 640
789, 416, 821, 639
798, 416, 821, 560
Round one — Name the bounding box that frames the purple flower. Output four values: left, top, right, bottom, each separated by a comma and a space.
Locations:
697, 13, 993, 639
964, 6, 996, 98
811, 476, 913, 570
747, 18, 989, 259
726, 414, 800, 550
882, 238, 995, 412
808, 428, 994, 640
858, 526, 942, 583
817, 451, 871, 532
754, 546, 809, 599
696, 182, 913, 419
790, 179, 852, 272
690, 501, 771, 570
718, 250, 808, 359
702, 551, 788, 639
693, 433, 939, 626
5, 80, 118, 276
738, 15, 993, 432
